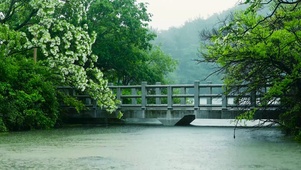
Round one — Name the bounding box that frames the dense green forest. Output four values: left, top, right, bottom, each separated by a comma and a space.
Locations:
0, 0, 175, 131
153, 5, 247, 84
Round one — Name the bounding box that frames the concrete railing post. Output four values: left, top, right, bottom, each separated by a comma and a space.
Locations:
181, 87, 186, 105
222, 85, 227, 110
207, 81, 212, 106
131, 88, 137, 105
141, 81, 147, 110
116, 87, 121, 106
155, 82, 161, 105
194, 81, 200, 110
167, 85, 173, 110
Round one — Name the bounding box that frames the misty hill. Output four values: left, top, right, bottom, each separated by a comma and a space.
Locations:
153, 5, 248, 84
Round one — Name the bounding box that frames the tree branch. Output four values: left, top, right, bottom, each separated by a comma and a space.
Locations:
14, 9, 38, 31
0, 0, 16, 24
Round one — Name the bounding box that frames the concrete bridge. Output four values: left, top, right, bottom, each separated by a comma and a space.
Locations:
58, 81, 281, 126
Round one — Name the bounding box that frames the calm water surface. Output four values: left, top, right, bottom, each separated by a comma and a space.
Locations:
0, 125, 300, 170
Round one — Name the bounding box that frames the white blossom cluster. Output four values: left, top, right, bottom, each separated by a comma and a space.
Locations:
0, 24, 27, 57
24, 0, 119, 113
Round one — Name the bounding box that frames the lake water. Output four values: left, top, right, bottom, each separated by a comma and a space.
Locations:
0, 124, 301, 170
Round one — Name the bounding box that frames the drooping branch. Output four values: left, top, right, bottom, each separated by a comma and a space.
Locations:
242, 0, 301, 34
242, 2, 282, 34
241, 0, 301, 5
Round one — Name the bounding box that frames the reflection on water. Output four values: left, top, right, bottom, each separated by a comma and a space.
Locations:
0, 125, 300, 170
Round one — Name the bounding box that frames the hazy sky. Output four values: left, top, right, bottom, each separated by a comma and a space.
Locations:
137, 0, 240, 30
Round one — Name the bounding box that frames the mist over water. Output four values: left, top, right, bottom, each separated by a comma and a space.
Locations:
0, 126, 300, 170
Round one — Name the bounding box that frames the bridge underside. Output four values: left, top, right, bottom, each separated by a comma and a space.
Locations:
63, 108, 282, 126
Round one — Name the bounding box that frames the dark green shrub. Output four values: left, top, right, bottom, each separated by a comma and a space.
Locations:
0, 57, 59, 131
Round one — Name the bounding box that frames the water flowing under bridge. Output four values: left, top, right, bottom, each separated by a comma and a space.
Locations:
58, 81, 281, 126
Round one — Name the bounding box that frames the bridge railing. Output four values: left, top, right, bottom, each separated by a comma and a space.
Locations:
108, 81, 280, 111
58, 81, 280, 112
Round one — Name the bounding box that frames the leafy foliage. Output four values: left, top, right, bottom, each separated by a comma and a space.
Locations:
201, 1, 301, 138
85, 0, 175, 85
0, 57, 59, 131
22, 1, 119, 113
0, 0, 175, 131
58, 92, 86, 114
0, 0, 133, 131
144, 46, 177, 84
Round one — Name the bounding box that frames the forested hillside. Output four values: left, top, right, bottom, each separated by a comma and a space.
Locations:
153, 5, 246, 84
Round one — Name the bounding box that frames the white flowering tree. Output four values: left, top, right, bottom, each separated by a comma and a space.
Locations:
0, 0, 120, 114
